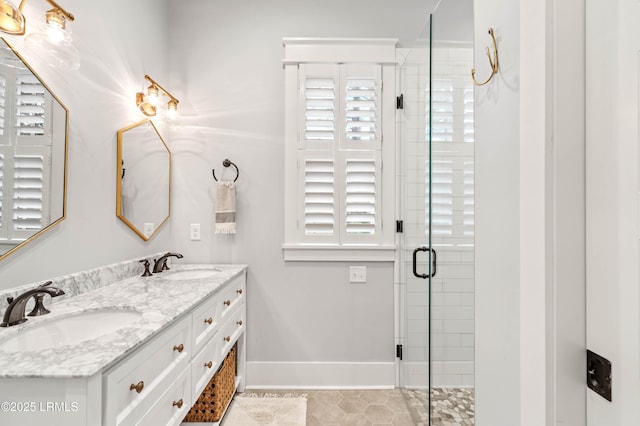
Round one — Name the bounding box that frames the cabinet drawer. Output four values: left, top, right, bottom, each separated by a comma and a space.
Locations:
136, 366, 191, 426
103, 315, 192, 426
191, 336, 220, 400
219, 275, 245, 321
191, 295, 221, 355
218, 308, 244, 360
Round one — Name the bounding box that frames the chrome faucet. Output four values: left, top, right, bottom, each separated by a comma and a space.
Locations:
1, 281, 65, 327
153, 252, 183, 273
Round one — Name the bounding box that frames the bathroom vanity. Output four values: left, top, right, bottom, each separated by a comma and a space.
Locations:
0, 263, 247, 426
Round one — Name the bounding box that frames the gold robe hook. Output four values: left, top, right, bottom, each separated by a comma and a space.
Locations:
471, 27, 499, 86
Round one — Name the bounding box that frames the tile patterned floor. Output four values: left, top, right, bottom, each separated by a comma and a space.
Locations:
241, 388, 474, 426
243, 389, 414, 425
403, 388, 475, 426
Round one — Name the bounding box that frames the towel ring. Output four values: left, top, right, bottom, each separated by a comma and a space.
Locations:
212, 159, 239, 182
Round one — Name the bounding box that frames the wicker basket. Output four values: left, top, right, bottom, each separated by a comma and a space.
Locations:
183, 343, 237, 423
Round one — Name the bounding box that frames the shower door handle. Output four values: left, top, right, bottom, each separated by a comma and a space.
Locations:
412, 247, 437, 279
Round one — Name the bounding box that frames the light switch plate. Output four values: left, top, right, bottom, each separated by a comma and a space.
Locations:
143, 223, 154, 238
190, 223, 201, 241
349, 266, 367, 283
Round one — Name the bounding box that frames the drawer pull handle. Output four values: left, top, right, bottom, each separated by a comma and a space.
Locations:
173, 344, 184, 353
205, 361, 213, 369
224, 336, 231, 342
237, 320, 243, 326
236, 289, 243, 294
129, 381, 144, 393
173, 399, 183, 409
204, 317, 213, 325
223, 300, 231, 306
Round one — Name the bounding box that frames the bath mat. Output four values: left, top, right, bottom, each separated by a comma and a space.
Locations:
220, 395, 306, 426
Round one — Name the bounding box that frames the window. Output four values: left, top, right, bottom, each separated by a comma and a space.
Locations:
283, 39, 396, 261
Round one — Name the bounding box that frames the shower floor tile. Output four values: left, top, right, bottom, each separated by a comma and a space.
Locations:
403, 388, 475, 426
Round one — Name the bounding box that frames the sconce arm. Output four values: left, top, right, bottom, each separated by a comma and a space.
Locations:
46, 0, 74, 21
17, 1, 74, 21
144, 74, 179, 104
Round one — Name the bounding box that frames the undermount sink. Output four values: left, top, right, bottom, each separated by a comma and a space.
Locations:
0, 309, 142, 352
160, 268, 221, 281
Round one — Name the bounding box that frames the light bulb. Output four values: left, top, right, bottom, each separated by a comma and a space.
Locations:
147, 86, 160, 106
46, 22, 65, 44
166, 99, 178, 120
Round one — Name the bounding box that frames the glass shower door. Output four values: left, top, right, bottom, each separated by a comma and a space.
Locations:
399, 4, 475, 424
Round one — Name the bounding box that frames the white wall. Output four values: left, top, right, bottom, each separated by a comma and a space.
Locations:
167, 0, 432, 387
474, 0, 521, 423
0, 0, 172, 289
586, 0, 640, 424
475, 0, 587, 425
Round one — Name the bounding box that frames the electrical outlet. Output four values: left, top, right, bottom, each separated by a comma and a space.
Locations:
190, 223, 201, 241
143, 223, 154, 238
349, 266, 367, 283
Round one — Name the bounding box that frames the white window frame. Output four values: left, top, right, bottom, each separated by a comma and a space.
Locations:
283, 38, 397, 261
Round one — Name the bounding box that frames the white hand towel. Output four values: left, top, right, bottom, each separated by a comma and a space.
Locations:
215, 181, 236, 234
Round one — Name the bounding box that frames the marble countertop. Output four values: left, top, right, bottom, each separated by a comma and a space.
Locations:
0, 264, 247, 379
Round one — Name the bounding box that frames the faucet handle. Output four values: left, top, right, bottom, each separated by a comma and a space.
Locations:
140, 259, 152, 277
6, 297, 13, 305
36, 280, 54, 289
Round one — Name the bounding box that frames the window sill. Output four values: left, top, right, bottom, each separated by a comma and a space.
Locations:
282, 244, 396, 262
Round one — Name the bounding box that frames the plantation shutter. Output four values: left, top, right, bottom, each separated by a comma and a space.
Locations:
298, 64, 383, 243
341, 152, 381, 242
15, 72, 46, 137
298, 65, 338, 241
12, 154, 44, 233
302, 154, 335, 237
427, 75, 475, 247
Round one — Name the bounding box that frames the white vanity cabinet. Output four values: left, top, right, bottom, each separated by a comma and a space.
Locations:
0, 266, 247, 426
104, 271, 247, 426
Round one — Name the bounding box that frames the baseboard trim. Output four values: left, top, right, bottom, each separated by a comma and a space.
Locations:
245, 361, 395, 389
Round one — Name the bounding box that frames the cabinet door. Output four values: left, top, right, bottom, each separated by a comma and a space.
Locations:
136, 367, 191, 426
103, 315, 191, 425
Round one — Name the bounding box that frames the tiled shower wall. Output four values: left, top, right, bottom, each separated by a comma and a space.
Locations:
400, 45, 474, 388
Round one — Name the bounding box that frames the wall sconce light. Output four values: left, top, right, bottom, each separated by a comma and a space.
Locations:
136, 75, 180, 120
0, 0, 80, 70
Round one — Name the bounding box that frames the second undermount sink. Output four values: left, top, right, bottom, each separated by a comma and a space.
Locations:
160, 268, 222, 281
0, 308, 142, 352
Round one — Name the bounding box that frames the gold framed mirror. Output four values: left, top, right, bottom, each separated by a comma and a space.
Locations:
0, 37, 68, 261
116, 119, 170, 240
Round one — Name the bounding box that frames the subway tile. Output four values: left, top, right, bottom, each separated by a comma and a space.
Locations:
443, 319, 474, 333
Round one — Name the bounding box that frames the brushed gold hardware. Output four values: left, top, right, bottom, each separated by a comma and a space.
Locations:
223, 300, 231, 306
0, 0, 76, 36
237, 320, 243, 326
172, 399, 183, 409
173, 344, 184, 353
471, 27, 499, 86
129, 381, 144, 393
236, 289, 243, 294
136, 75, 180, 118
224, 336, 231, 342
205, 361, 213, 369
204, 317, 213, 325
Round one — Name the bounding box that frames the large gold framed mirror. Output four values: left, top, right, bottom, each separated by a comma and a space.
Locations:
116, 119, 170, 240
0, 37, 68, 261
